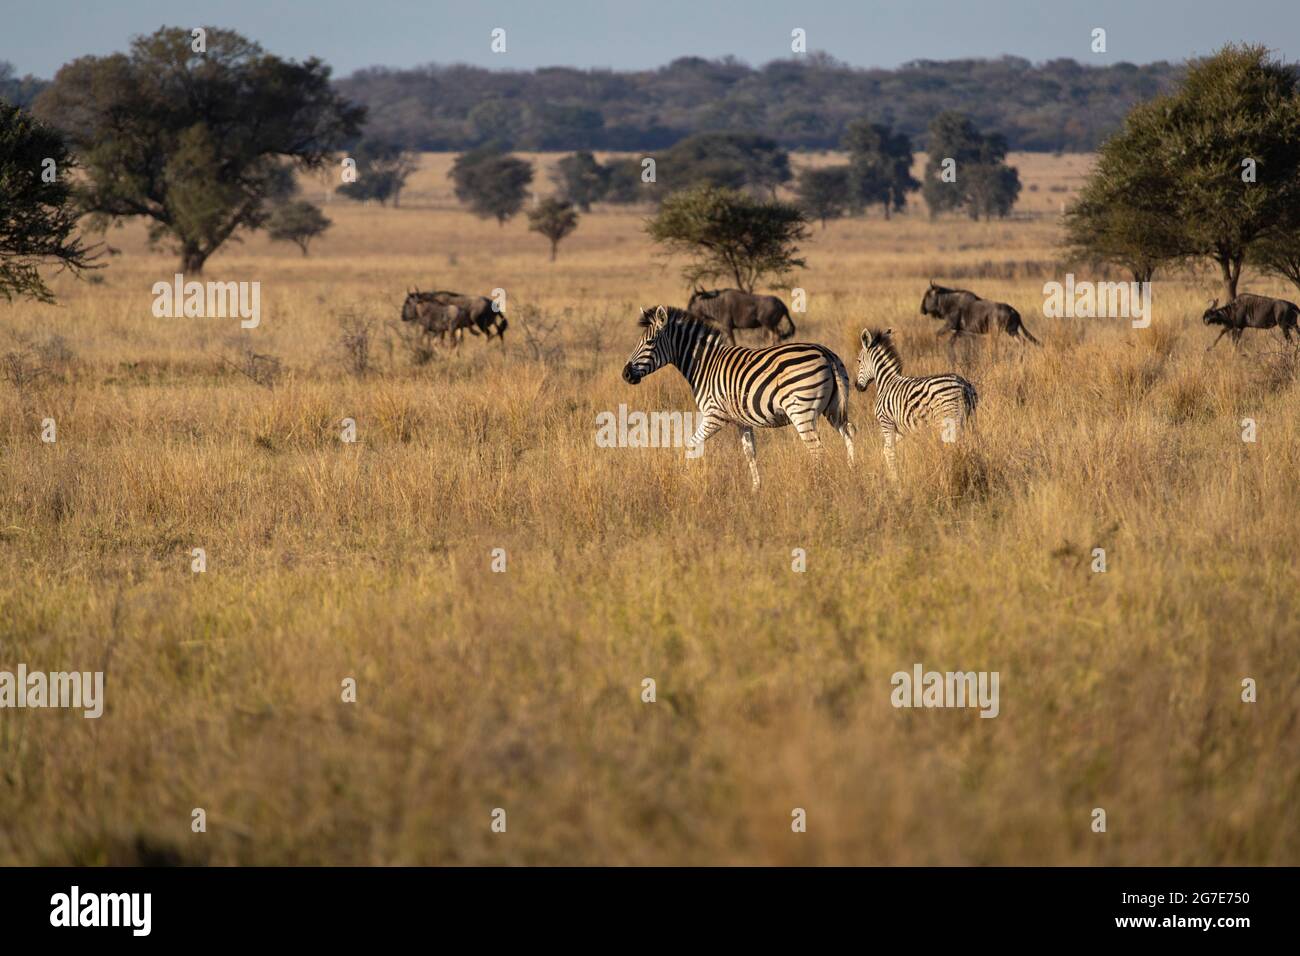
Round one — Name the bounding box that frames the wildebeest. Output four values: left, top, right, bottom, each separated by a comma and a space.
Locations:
687, 288, 796, 344
1202, 293, 1299, 351
400, 289, 507, 347
920, 281, 1039, 357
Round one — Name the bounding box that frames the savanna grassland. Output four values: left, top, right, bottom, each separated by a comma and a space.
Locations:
1, 152, 1297, 866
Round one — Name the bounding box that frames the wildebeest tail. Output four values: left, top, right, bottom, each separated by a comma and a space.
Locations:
777, 306, 796, 340
1014, 308, 1041, 345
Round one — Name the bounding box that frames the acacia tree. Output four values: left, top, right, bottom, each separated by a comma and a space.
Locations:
336, 137, 417, 207
1066, 45, 1300, 300
0, 102, 99, 301
923, 111, 1020, 220
527, 198, 579, 261
1063, 102, 1188, 282
646, 185, 808, 292
35, 27, 364, 274
1251, 233, 1300, 297
794, 165, 852, 229
843, 121, 918, 219
449, 147, 534, 225
267, 200, 331, 256
551, 151, 609, 211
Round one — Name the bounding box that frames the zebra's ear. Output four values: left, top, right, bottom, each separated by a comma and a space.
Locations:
653, 305, 670, 330
860, 329, 871, 347
885, 328, 894, 338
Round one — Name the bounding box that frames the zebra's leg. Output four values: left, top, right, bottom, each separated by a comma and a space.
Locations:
787, 406, 825, 460
881, 426, 899, 480
738, 425, 760, 491
685, 412, 725, 458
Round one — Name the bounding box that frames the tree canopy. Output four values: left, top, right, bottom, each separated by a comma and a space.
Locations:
0, 102, 99, 301
34, 27, 364, 274
449, 147, 534, 225
336, 137, 417, 207
527, 198, 580, 260
646, 185, 808, 292
843, 121, 918, 218
923, 111, 1021, 220
794, 165, 853, 229
267, 200, 332, 256
1065, 44, 1300, 299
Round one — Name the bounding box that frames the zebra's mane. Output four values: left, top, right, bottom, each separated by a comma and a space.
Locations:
638, 305, 709, 330
866, 328, 903, 371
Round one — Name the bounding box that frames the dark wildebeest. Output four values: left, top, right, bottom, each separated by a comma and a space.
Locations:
920, 281, 1040, 358
687, 288, 796, 344
400, 289, 507, 347
1202, 293, 1299, 351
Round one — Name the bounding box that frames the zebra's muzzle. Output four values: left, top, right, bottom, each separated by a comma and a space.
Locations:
622, 364, 641, 384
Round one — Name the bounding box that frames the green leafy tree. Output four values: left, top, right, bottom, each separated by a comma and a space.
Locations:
1063, 106, 1188, 282
923, 111, 1019, 220
794, 165, 852, 229
646, 185, 808, 292
660, 132, 791, 198
35, 27, 364, 274
1253, 236, 1300, 295
267, 200, 332, 256
602, 157, 650, 204
843, 121, 918, 219
1067, 44, 1300, 300
0, 103, 100, 301
551, 151, 609, 211
336, 138, 417, 207
965, 163, 1022, 221
449, 147, 534, 225
527, 198, 579, 261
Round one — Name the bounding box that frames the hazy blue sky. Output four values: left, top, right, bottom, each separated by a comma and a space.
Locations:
3, 0, 1296, 77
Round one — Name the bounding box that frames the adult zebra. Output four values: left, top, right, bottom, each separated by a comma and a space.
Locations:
622, 306, 855, 490
855, 328, 977, 477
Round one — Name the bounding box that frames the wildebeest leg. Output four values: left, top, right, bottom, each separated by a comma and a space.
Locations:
738, 425, 760, 491
946, 330, 961, 364
1231, 328, 1243, 352
727, 325, 737, 346
1206, 328, 1229, 351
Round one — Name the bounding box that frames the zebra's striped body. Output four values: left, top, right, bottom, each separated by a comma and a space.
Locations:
854, 328, 977, 476
622, 306, 854, 489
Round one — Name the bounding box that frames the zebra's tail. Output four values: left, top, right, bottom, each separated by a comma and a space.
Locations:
828, 354, 854, 434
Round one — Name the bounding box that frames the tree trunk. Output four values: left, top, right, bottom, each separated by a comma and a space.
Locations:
181, 245, 207, 275
550, 240, 557, 262
1219, 254, 1242, 301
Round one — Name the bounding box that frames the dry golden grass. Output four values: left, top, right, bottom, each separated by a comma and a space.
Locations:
1, 152, 1297, 865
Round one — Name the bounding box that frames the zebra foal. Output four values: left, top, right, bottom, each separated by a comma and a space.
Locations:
622, 305, 855, 490
854, 328, 977, 477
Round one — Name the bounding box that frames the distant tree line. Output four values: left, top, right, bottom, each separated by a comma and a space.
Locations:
335, 54, 1182, 153
2, 52, 1188, 156
546, 115, 1020, 221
